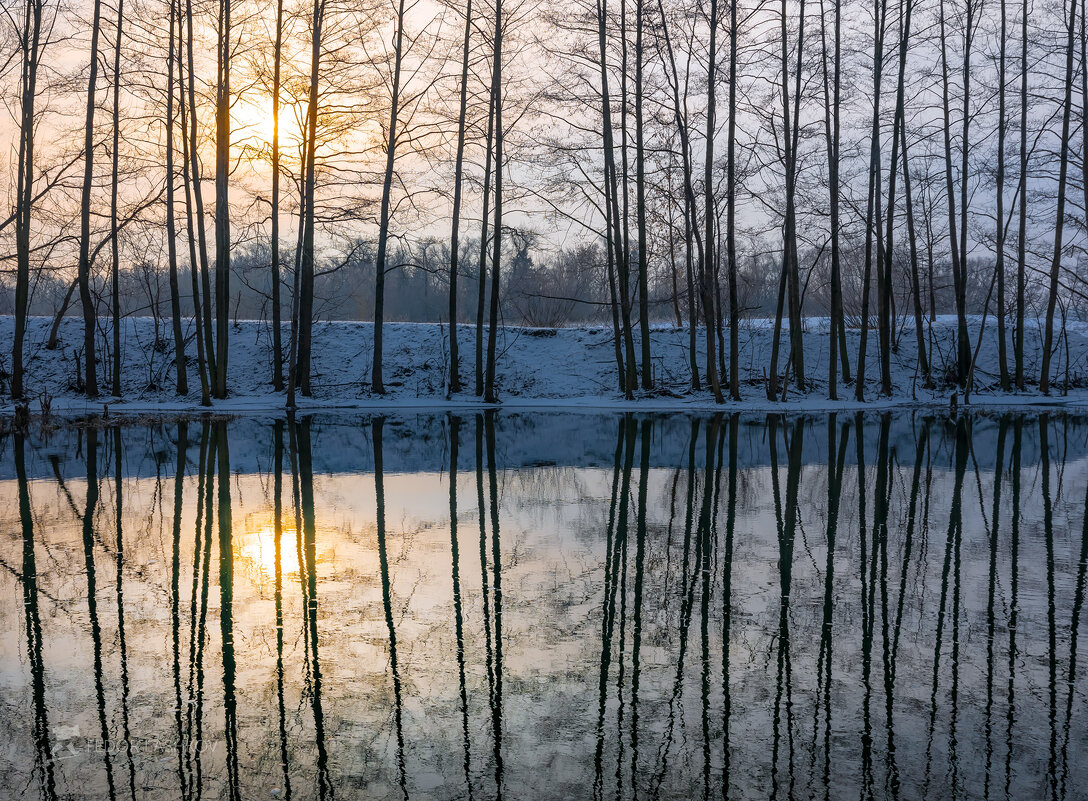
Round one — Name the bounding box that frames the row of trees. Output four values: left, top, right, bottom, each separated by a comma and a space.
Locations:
4, 0, 1088, 404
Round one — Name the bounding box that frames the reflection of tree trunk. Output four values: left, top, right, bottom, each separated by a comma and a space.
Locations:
298, 419, 332, 799
720, 414, 738, 792
921, 417, 967, 798
630, 418, 651, 791
1040, 416, 1058, 799
983, 419, 1008, 798
448, 416, 473, 798
272, 421, 292, 798
170, 422, 190, 800
373, 417, 408, 801
17, 434, 57, 799
770, 417, 801, 796
186, 425, 215, 792
1005, 419, 1021, 797
113, 430, 137, 800
82, 430, 114, 794
216, 423, 241, 801
1058, 418, 1088, 795
484, 412, 505, 794
593, 420, 625, 801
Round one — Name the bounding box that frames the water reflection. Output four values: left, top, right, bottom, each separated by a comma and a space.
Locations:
0, 411, 1086, 800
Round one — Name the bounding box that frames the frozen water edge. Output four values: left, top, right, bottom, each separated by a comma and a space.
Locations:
3, 314, 1087, 416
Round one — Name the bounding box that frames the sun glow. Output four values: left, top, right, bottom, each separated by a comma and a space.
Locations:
239, 519, 302, 580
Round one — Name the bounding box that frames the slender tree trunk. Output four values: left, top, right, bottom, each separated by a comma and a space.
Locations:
901, 121, 931, 385
656, 0, 707, 395
996, 0, 1010, 390
110, 0, 127, 397
297, 0, 324, 396
12, 0, 42, 400
1040, 0, 1077, 394
618, 0, 637, 395
164, 0, 187, 396
703, 0, 724, 403
635, 0, 652, 389
819, 0, 844, 398
956, 0, 977, 385
78, 0, 106, 396
769, 0, 807, 398
213, 0, 231, 398
938, 0, 967, 387
372, 0, 409, 395
855, 0, 888, 402
186, 0, 216, 384
727, 0, 740, 400
178, 8, 210, 405
882, 0, 914, 397
475, 88, 496, 396
1015, 0, 1027, 388
484, 0, 504, 403
270, 0, 284, 391
448, 0, 473, 395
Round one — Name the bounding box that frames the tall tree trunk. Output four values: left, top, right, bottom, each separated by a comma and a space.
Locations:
1040, 0, 1077, 394
635, 0, 652, 390
178, 6, 210, 405
12, 0, 42, 400
882, 0, 914, 397
186, 0, 216, 384
996, 0, 1010, 390
110, 0, 126, 397
956, 0, 977, 385
618, 0, 637, 395
164, 0, 187, 395
769, 0, 807, 398
270, 0, 284, 391
297, 0, 324, 396
727, 0, 740, 400
601, 0, 629, 392
900, 120, 931, 385
448, 0, 473, 395
655, 0, 706, 392
484, 0, 504, 403
372, 0, 409, 395
475, 88, 496, 396
1015, 0, 1028, 389
819, 0, 843, 399
213, 0, 231, 398
703, 0, 724, 403
855, 0, 887, 402
78, 0, 106, 397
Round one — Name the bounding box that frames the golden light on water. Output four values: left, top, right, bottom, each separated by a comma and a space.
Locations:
239, 516, 302, 580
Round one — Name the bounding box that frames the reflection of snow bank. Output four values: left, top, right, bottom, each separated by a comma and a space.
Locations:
4, 314, 1088, 414
6, 407, 1088, 481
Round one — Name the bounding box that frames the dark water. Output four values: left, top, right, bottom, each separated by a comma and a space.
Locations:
1, 411, 1086, 801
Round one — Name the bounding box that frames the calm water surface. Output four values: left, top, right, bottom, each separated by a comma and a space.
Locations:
1, 411, 1086, 800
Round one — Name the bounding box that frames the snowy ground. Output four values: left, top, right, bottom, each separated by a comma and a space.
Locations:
2, 314, 1087, 415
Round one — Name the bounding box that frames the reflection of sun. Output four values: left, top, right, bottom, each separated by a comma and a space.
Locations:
239, 519, 301, 580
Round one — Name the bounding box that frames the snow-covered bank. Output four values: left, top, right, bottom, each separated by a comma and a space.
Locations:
2, 314, 1088, 415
